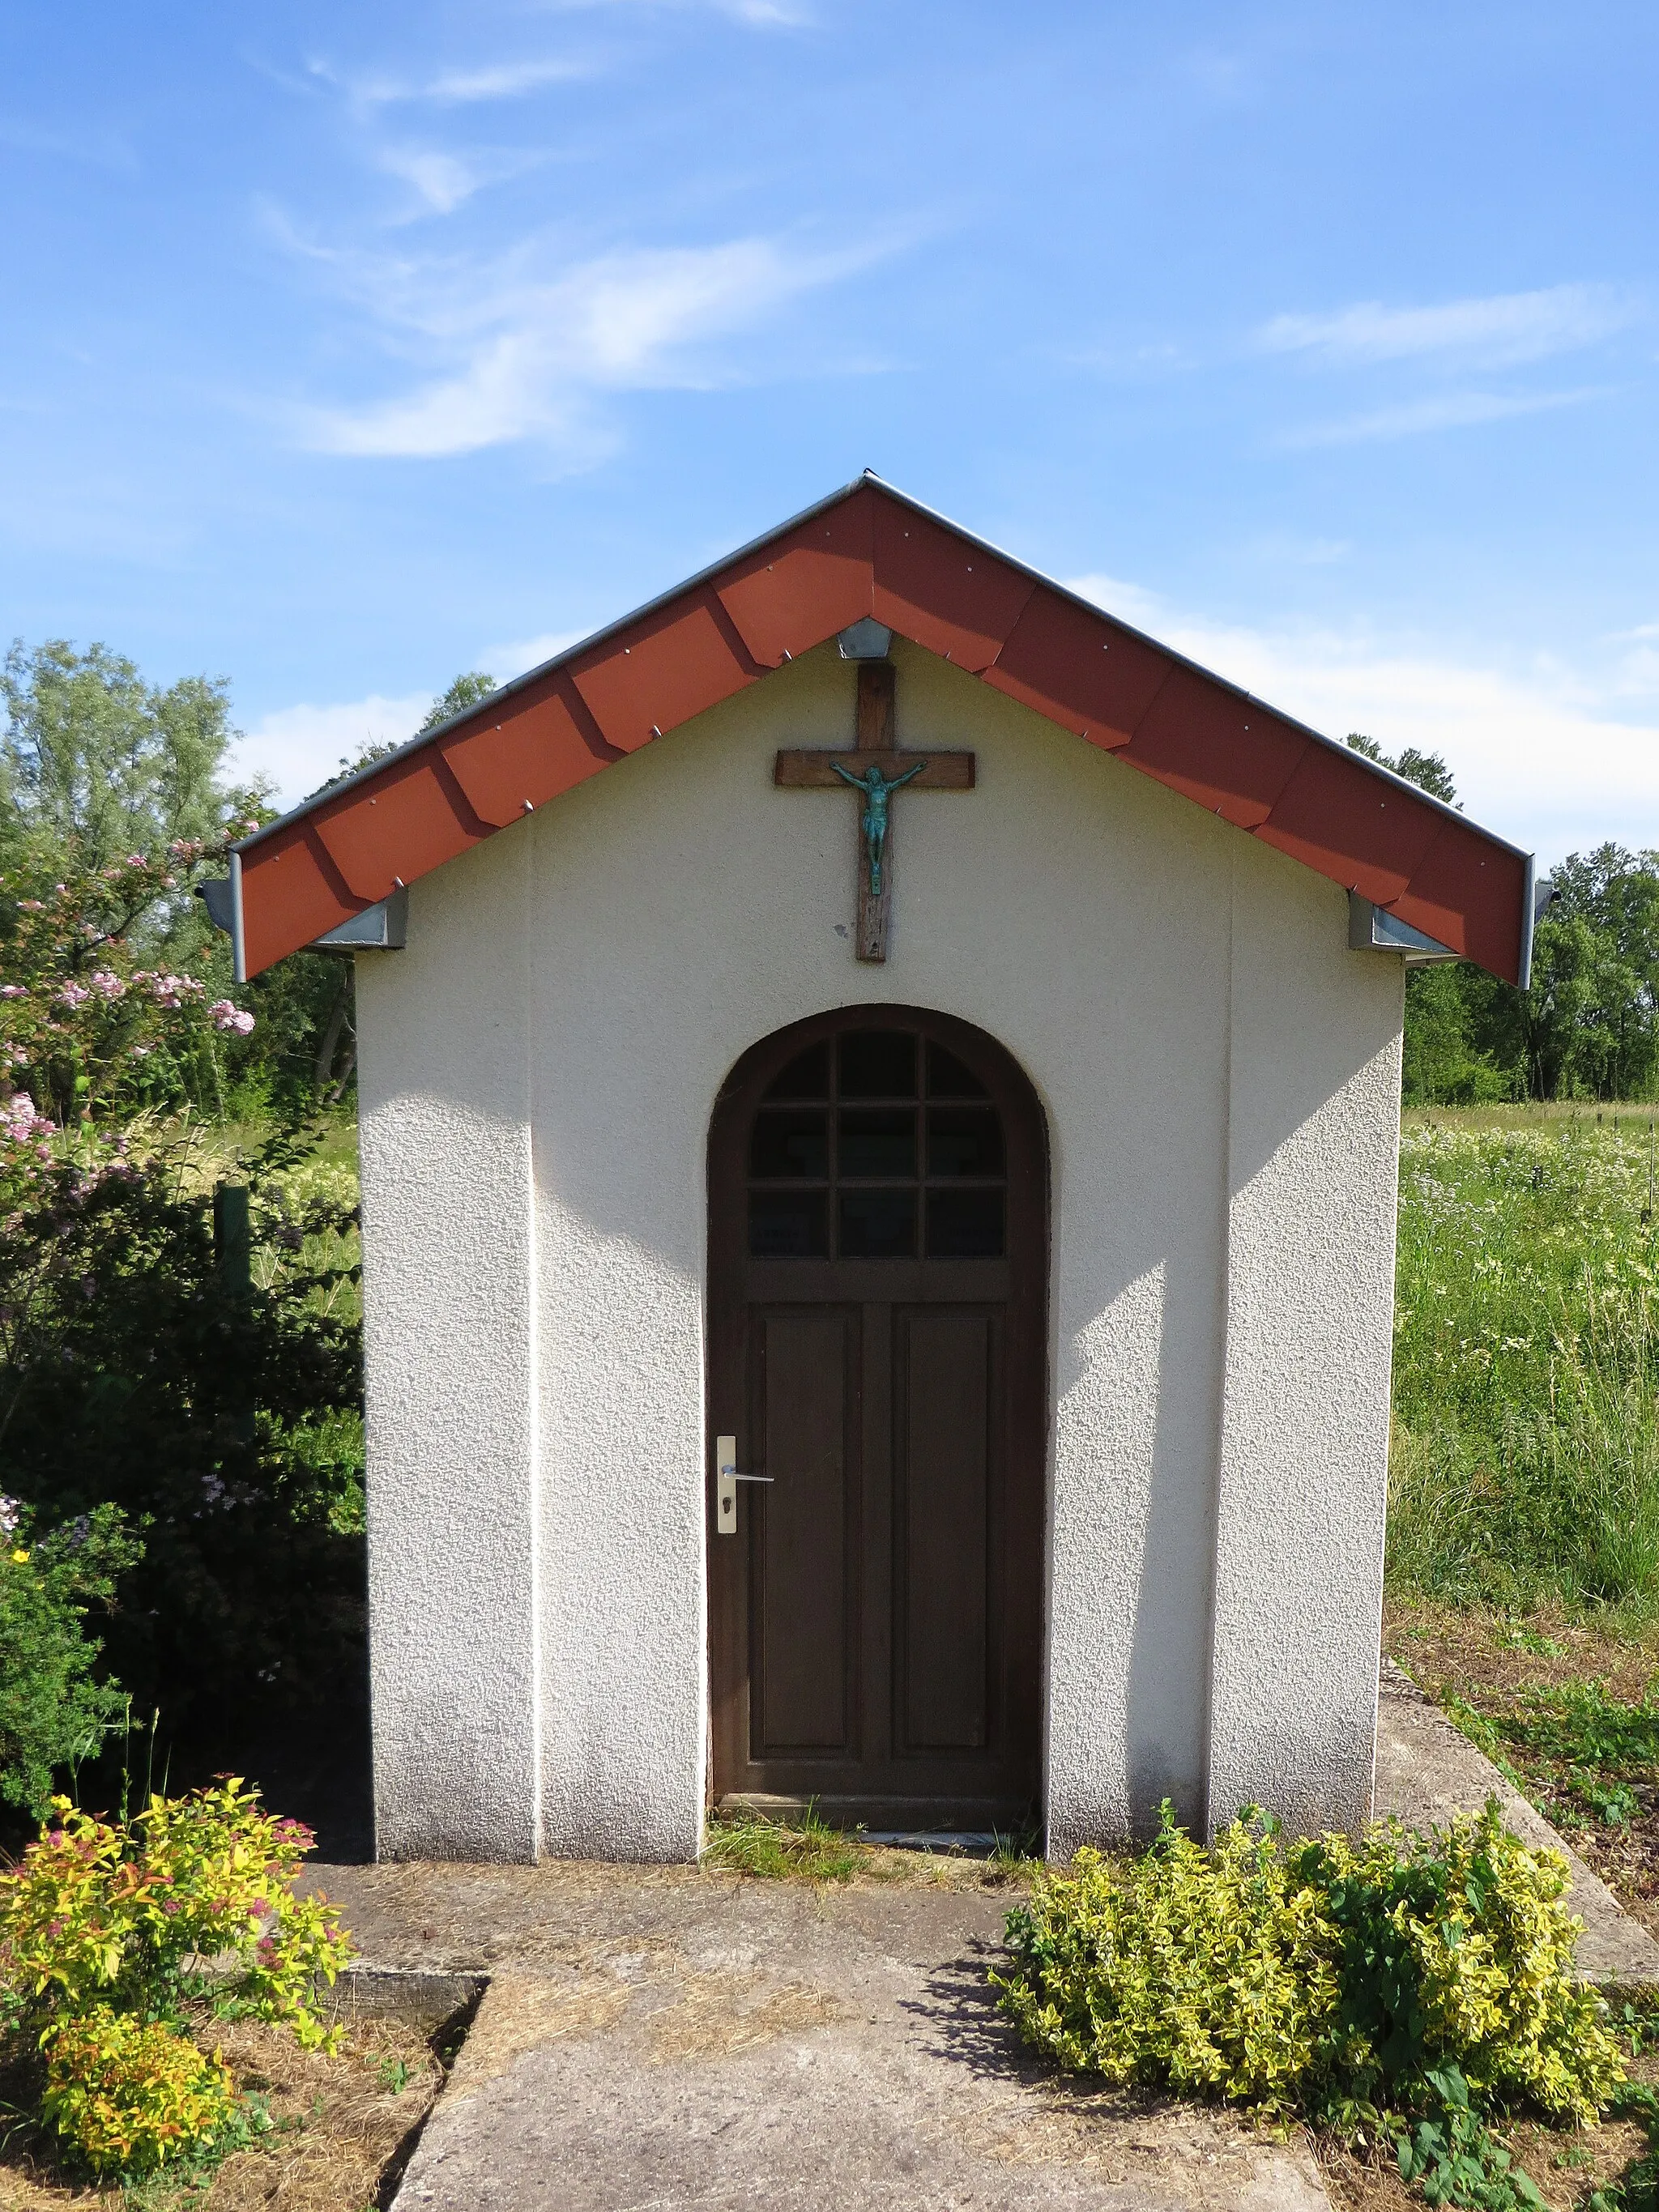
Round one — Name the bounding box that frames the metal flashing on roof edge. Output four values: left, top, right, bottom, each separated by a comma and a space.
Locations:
1348, 893, 1458, 965
199, 873, 406, 974
309, 888, 408, 955
838, 618, 893, 660
196, 876, 234, 936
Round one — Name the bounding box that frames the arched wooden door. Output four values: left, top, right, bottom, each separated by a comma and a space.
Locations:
707, 1006, 1048, 1830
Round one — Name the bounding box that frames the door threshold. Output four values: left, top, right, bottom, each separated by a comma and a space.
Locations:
860, 1831, 1002, 1856
716, 1792, 1036, 1838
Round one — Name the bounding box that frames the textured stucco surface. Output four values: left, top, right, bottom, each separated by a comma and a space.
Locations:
358, 829, 539, 1860
355, 635, 1404, 1862
1205, 857, 1402, 1838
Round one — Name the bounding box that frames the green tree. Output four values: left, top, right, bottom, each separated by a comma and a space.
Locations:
1398, 963, 1511, 1105
0, 1142, 364, 1751
1346, 731, 1460, 807
1516, 846, 1659, 1099
1, 641, 257, 871
420, 670, 496, 733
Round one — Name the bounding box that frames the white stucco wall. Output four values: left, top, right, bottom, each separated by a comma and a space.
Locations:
355, 634, 1404, 1862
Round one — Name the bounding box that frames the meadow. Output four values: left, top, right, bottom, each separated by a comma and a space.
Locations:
1388, 1103, 1659, 1615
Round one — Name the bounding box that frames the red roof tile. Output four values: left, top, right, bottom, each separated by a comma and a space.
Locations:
234, 475, 1533, 986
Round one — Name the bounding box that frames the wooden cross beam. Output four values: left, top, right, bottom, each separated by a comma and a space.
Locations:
774, 661, 975, 962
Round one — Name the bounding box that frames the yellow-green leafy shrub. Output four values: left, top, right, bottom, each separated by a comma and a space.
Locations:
996, 1799, 1624, 2208
0, 1779, 351, 2176
996, 1805, 1340, 2107
39, 2007, 235, 2177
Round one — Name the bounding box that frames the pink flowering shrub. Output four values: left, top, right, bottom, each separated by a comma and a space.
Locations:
0, 835, 365, 1825
0, 846, 254, 1141
0, 847, 262, 1378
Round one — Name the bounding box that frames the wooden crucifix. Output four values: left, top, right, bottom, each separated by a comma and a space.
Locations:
774, 661, 975, 961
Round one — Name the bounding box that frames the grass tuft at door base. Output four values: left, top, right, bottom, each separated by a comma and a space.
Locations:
993, 1797, 1624, 2210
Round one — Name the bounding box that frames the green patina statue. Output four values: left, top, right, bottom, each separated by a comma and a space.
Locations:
831, 758, 928, 897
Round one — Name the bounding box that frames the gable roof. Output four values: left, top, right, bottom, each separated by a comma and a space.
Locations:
230, 474, 1535, 986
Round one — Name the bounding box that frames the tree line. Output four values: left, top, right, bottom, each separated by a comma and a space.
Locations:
1350, 732, 1656, 1105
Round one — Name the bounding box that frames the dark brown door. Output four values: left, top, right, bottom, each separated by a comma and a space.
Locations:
707, 1007, 1047, 1830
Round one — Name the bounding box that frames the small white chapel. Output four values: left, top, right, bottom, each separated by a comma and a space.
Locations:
218, 475, 1534, 1864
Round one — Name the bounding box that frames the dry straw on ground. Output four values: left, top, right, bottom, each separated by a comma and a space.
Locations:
0, 2011, 441, 2212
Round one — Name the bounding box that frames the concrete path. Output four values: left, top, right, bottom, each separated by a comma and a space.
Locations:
302, 1665, 1659, 2210
314, 1860, 1328, 2211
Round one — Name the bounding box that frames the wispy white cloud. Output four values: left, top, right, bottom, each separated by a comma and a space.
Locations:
1257, 283, 1637, 369
307, 55, 590, 109
376, 147, 487, 215
296, 232, 888, 459
1243, 531, 1351, 567
232, 693, 432, 809
716, 0, 815, 20
531, 0, 813, 23
1277, 386, 1603, 449
479, 629, 586, 679
376, 143, 544, 216
1068, 573, 1659, 863
418, 59, 590, 102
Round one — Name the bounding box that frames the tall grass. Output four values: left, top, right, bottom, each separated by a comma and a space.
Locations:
1388, 1111, 1659, 1610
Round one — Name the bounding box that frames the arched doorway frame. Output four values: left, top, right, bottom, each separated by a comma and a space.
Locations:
705, 1002, 1051, 1830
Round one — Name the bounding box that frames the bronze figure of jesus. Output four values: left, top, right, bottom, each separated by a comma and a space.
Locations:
774, 658, 974, 962
830, 757, 927, 897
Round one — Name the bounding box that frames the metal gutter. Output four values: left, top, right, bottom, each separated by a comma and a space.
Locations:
1517, 854, 1537, 994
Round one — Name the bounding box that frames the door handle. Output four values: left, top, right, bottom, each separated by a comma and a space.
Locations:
714, 1434, 773, 1536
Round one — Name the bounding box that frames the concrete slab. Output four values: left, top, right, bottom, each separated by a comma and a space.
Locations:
298, 1668, 1659, 2209
308, 1862, 1328, 2211
1373, 1658, 1659, 1990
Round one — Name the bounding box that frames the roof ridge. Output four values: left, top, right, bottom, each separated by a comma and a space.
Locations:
228, 478, 1535, 987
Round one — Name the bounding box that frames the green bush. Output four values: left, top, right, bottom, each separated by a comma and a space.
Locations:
0, 833, 366, 1779
0, 1130, 364, 1750
0, 1503, 141, 1814
995, 1800, 1623, 2208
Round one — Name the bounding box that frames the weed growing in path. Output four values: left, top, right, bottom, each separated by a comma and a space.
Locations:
699, 1807, 1040, 1889
700, 1804, 865, 1882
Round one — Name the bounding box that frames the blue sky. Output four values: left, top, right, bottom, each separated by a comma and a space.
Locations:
3, 1, 1657, 863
